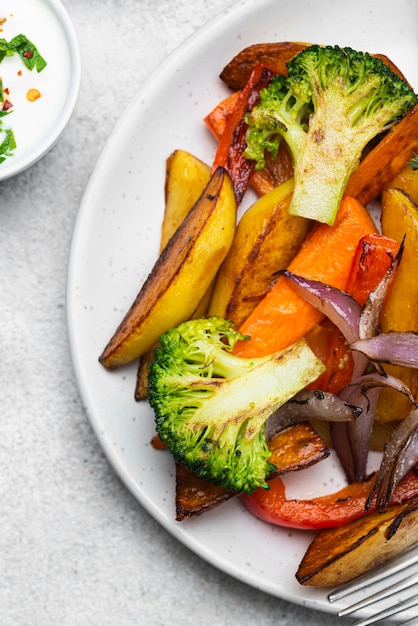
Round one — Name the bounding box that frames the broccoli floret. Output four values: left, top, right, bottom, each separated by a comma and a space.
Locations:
245, 45, 418, 225
148, 316, 325, 494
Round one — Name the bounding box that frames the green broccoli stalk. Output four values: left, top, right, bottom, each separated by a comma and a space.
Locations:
148, 316, 325, 494
244, 45, 418, 225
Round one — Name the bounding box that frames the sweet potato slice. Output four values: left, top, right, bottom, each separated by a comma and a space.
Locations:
296, 496, 418, 586
219, 42, 309, 90
345, 103, 418, 206
220, 43, 411, 92
175, 422, 329, 520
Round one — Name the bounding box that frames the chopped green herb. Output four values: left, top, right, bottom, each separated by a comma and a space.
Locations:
6, 34, 47, 72
0, 34, 47, 72
408, 153, 418, 171
0, 127, 16, 163
0, 33, 47, 164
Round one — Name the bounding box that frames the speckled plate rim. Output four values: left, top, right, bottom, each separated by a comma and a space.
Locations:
66, 0, 418, 620
0, 0, 81, 180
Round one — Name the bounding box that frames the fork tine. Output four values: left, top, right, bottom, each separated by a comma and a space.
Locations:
328, 544, 418, 602
338, 572, 418, 616
352, 593, 418, 626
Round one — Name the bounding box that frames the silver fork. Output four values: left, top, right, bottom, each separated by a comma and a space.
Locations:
327, 544, 418, 625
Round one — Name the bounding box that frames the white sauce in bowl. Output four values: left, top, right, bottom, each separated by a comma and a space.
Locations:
0, 0, 80, 179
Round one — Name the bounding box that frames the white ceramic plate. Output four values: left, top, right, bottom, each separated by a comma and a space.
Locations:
67, 0, 418, 619
0, 0, 80, 180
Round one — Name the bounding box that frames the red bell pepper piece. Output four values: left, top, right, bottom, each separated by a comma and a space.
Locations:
311, 233, 401, 394
211, 63, 276, 204
243, 469, 418, 530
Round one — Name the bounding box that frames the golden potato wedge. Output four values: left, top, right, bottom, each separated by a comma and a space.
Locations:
161, 150, 211, 250
208, 178, 311, 327
296, 496, 418, 586
375, 186, 418, 421
175, 422, 329, 520
99, 168, 237, 368
135, 151, 212, 399
383, 160, 418, 205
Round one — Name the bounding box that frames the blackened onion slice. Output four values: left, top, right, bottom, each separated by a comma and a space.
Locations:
264, 389, 360, 441
367, 409, 418, 511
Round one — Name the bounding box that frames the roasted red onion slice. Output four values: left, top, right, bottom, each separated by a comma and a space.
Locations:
367, 409, 418, 511
279, 270, 361, 344
332, 373, 418, 483
264, 389, 360, 441
351, 331, 418, 368
279, 248, 418, 490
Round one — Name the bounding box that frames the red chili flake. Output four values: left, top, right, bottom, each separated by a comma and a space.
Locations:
23, 50, 33, 59
2, 99, 13, 111
4, 87, 9, 94
17, 70, 22, 76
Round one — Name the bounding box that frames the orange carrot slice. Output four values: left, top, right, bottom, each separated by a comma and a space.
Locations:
235, 196, 376, 358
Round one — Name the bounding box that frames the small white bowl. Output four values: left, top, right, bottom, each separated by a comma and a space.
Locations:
0, 0, 81, 180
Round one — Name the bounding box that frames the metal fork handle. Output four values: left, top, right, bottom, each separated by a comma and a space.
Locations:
353, 593, 418, 626
338, 572, 418, 616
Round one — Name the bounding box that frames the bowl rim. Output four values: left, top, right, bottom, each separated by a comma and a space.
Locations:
0, 0, 81, 181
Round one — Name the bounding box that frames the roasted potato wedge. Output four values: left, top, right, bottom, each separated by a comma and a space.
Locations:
375, 186, 418, 421
135, 150, 212, 399
99, 168, 236, 368
176, 422, 329, 520
161, 150, 211, 250
296, 496, 418, 586
208, 178, 311, 327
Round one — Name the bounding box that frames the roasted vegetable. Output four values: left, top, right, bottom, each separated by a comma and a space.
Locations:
296, 493, 418, 586
244, 45, 418, 225
99, 168, 236, 368
208, 178, 311, 327
377, 182, 418, 421
235, 195, 376, 358
175, 422, 329, 520
345, 103, 418, 206
219, 42, 410, 92
148, 316, 325, 494
135, 150, 212, 399
160, 149, 211, 250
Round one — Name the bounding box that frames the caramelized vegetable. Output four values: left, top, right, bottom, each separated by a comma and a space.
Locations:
377, 184, 418, 421
135, 150, 212, 399
99, 168, 236, 367
345, 103, 418, 206
235, 196, 376, 358
297, 493, 418, 586
208, 178, 311, 327
176, 422, 329, 520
